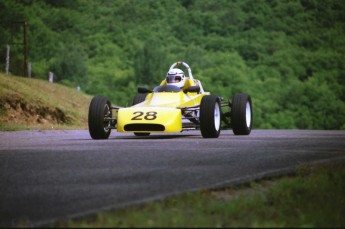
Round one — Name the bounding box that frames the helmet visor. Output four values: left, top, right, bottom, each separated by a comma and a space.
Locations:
166, 75, 182, 83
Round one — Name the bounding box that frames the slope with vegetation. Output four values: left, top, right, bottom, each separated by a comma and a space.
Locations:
0, 0, 344, 129
0, 73, 92, 130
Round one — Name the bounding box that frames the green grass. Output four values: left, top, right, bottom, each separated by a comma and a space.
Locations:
53, 162, 345, 228
0, 73, 92, 130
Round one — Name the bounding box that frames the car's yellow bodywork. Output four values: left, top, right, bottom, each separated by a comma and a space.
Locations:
116, 89, 205, 133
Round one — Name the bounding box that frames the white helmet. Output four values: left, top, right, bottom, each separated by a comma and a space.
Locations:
166, 68, 186, 88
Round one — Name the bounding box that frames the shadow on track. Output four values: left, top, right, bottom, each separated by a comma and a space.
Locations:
111, 134, 197, 140
68, 133, 199, 141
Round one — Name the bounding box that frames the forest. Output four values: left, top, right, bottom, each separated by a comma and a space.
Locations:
0, 0, 344, 129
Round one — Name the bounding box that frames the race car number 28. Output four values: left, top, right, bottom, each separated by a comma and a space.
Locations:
131, 111, 157, 120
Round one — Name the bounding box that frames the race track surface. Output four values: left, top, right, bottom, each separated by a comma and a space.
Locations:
1, 129, 345, 227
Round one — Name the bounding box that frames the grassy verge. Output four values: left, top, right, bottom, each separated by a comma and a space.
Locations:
53, 161, 345, 228
0, 74, 92, 130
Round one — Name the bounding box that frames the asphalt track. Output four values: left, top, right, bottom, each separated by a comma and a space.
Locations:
0, 129, 345, 227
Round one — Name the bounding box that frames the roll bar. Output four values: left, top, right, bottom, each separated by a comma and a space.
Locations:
169, 61, 194, 79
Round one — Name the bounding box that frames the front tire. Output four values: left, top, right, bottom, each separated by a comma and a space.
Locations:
200, 95, 221, 138
88, 96, 112, 139
231, 93, 252, 135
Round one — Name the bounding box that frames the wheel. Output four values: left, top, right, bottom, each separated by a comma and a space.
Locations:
132, 93, 147, 105
200, 95, 221, 138
231, 93, 252, 135
88, 96, 112, 139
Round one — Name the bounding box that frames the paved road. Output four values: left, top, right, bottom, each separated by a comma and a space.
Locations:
1, 130, 345, 227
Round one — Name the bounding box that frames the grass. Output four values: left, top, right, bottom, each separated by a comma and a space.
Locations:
53, 161, 345, 228
0, 73, 92, 130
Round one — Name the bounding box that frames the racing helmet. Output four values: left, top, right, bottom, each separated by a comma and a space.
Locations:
166, 68, 186, 88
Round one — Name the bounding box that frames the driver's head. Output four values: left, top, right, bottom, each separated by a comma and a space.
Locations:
166, 68, 185, 88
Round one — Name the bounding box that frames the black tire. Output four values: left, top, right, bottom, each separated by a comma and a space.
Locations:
200, 95, 221, 138
231, 93, 252, 135
132, 93, 147, 105
88, 96, 112, 139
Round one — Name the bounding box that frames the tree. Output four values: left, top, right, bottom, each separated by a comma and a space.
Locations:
134, 38, 167, 87
49, 43, 87, 87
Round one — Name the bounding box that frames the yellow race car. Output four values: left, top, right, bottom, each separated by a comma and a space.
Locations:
88, 61, 252, 139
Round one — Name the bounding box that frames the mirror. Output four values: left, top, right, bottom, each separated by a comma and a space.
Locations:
137, 87, 152, 93
183, 86, 200, 93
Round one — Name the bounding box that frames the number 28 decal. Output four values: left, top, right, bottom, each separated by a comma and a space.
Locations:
131, 111, 157, 120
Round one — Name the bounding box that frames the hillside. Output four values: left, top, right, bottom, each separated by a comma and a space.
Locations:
1, 0, 345, 129
0, 73, 92, 130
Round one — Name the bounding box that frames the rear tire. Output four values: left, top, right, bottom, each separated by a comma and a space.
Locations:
200, 95, 221, 138
88, 96, 112, 139
132, 93, 147, 105
231, 93, 252, 135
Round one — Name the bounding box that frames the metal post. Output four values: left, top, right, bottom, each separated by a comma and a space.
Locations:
5, 45, 10, 75
28, 62, 32, 78
49, 72, 54, 83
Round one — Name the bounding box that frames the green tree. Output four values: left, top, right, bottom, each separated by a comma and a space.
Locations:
49, 43, 87, 87
134, 38, 167, 87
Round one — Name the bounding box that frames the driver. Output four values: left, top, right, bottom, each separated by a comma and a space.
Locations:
166, 68, 186, 88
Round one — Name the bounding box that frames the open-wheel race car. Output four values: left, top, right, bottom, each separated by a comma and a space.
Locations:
88, 61, 252, 139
